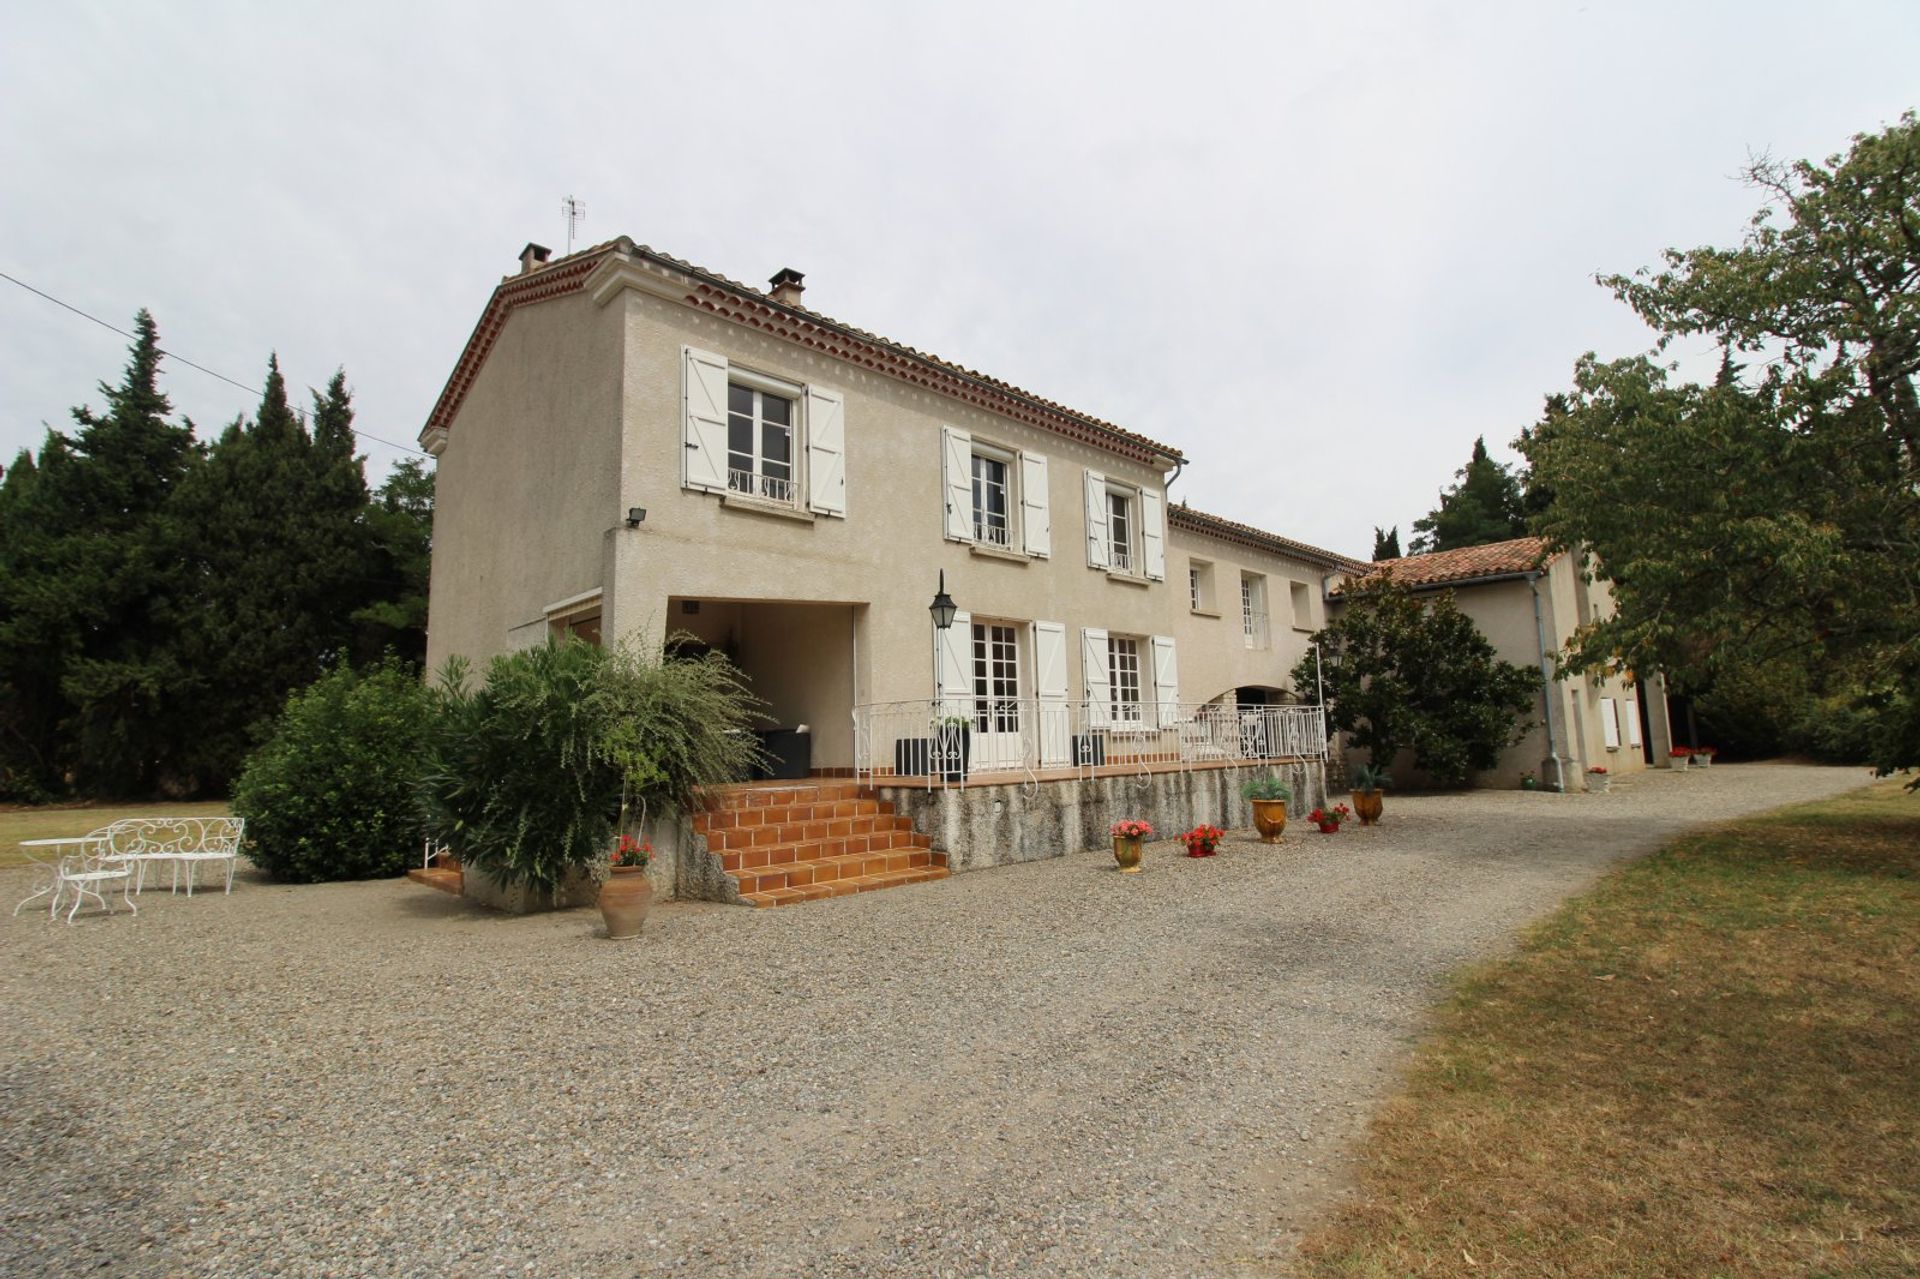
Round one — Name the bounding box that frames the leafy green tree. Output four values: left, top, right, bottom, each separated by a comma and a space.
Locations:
1408, 437, 1528, 554
353, 457, 434, 666
1295, 579, 1539, 786
0, 312, 199, 796
1521, 114, 1920, 777
1372, 526, 1402, 560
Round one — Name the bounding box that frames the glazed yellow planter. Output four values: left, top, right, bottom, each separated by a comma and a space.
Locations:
1112, 836, 1144, 873
1250, 799, 1289, 844
1352, 790, 1384, 826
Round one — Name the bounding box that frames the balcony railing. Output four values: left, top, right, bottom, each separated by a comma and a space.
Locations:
728, 469, 796, 505
853, 698, 1327, 789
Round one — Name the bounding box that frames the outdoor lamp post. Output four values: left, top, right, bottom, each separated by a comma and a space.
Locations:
929, 570, 957, 630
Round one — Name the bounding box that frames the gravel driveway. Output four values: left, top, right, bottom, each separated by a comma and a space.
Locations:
0, 763, 1870, 1277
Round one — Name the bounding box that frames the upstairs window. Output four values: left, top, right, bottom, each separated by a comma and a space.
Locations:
1242, 574, 1269, 649
727, 384, 794, 504
1106, 488, 1135, 573
682, 346, 845, 517
971, 451, 1012, 547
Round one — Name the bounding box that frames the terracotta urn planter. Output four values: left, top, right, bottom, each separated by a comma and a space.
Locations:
1250, 799, 1289, 844
1352, 790, 1384, 826
1112, 836, 1144, 874
598, 866, 655, 939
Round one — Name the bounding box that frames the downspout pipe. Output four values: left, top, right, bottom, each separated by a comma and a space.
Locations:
1528, 571, 1568, 793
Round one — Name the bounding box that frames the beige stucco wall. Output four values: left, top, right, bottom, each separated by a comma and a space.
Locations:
424, 289, 624, 675
1168, 527, 1333, 705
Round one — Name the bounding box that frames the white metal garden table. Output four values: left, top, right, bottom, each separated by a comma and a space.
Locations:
14, 833, 135, 922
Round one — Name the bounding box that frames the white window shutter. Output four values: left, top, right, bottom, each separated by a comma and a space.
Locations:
1601, 697, 1621, 749
935, 611, 972, 717
1624, 697, 1644, 748
682, 346, 729, 493
1033, 620, 1070, 766
1019, 451, 1051, 558
1084, 470, 1109, 569
1082, 626, 1111, 728
1150, 635, 1179, 727
942, 426, 973, 541
805, 386, 846, 517
1141, 489, 1166, 581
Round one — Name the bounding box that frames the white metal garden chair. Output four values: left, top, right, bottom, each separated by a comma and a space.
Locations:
53, 845, 137, 924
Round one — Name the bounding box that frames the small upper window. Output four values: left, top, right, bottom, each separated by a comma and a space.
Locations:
727, 383, 795, 504
1107, 488, 1135, 572
1290, 580, 1315, 631
1189, 560, 1215, 611
1242, 574, 1269, 650
971, 451, 1012, 547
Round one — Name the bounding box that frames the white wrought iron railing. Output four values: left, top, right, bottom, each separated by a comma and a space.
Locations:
728, 469, 796, 505
853, 698, 1327, 789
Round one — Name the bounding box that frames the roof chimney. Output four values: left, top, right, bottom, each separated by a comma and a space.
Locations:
768, 267, 805, 306
519, 242, 552, 275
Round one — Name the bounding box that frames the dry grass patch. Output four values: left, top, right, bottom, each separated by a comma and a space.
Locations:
1294, 780, 1920, 1278
0, 800, 230, 867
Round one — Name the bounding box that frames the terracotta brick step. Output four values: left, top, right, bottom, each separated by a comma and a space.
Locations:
720, 828, 929, 872
740, 863, 949, 908
694, 797, 893, 831
406, 865, 463, 895
700, 782, 865, 810
735, 846, 936, 895
705, 813, 915, 851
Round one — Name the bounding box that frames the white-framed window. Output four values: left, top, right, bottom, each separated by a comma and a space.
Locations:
727, 381, 795, 503
1106, 486, 1136, 573
1242, 574, 1269, 650
971, 447, 1013, 547
1109, 634, 1143, 724
1190, 559, 1215, 611
1289, 580, 1315, 631
682, 347, 846, 517
943, 426, 1051, 557
1082, 469, 1164, 580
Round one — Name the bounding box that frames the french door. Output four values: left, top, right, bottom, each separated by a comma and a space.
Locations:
971, 621, 1023, 772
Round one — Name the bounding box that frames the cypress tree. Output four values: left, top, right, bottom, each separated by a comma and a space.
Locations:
167, 357, 374, 789
1409, 437, 1529, 554
0, 313, 198, 795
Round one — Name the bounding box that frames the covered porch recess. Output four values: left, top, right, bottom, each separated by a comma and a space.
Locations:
666, 596, 862, 777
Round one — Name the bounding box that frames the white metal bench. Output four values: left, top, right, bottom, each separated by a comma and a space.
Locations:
104, 817, 246, 896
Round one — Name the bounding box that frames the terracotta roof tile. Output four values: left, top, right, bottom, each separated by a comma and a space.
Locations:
1166, 504, 1366, 571
424, 238, 1185, 466
1338, 537, 1555, 593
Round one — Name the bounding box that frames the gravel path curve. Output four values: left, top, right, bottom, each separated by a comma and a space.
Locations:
0, 763, 1870, 1277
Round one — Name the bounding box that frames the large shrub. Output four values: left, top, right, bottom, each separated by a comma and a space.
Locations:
1297, 578, 1539, 786
231, 659, 436, 881
422, 637, 763, 893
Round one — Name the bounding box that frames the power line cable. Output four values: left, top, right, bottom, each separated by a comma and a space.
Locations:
0, 270, 432, 458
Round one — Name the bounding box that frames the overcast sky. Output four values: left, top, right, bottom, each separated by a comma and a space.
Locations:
3, 1, 1915, 558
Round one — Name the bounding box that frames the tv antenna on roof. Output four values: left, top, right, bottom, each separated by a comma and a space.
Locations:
562, 195, 586, 255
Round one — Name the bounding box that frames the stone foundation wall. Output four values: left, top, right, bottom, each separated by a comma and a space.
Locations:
880, 762, 1328, 873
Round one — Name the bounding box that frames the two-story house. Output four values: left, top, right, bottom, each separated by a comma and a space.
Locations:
421, 238, 1359, 900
